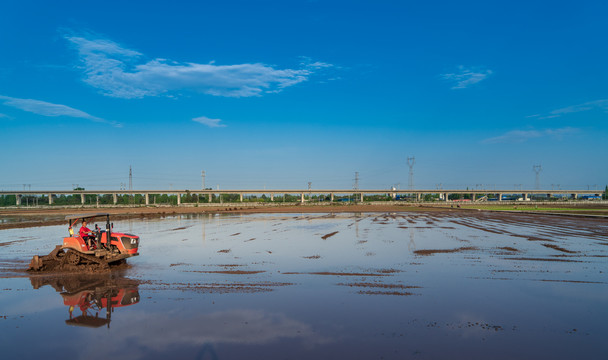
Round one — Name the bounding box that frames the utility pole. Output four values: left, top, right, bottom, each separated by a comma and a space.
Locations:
201, 170, 206, 189
128, 165, 133, 205
533, 164, 542, 190
129, 165, 133, 191
407, 156, 415, 190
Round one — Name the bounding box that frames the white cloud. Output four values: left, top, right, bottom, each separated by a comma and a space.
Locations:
66, 34, 333, 99
440, 66, 492, 89
0, 95, 120, 126
531, 99, 608, 119
299, 56, 334, 70
193, 116, 226, 128
482, 127, 578, 144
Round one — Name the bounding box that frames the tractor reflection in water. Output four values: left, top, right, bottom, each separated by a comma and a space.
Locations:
29, 274, 140, 328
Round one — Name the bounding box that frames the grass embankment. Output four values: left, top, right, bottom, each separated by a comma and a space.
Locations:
456, 203, 608, 216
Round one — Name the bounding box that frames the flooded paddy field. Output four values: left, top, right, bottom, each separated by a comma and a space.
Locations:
1, 211, 607, 359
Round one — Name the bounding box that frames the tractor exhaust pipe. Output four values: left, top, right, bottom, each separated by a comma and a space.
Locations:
104, 214, 111, 250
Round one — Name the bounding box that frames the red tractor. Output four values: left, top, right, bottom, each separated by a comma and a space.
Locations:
28, 213, 140, 271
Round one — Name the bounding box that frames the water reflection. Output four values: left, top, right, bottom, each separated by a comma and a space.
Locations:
2, 211, 606, 359
29, 273, 140, 328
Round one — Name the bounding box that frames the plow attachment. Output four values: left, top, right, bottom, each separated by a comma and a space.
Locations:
28, 245, 64, 271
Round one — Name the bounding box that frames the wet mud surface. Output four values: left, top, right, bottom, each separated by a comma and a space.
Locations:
1, 210, 607, 359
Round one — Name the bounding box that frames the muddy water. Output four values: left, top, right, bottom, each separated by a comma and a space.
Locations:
1, 211, 607, 359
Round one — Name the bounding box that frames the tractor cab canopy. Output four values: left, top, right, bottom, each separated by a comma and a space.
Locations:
66, 213, 112, 237
65, 213, 111, 222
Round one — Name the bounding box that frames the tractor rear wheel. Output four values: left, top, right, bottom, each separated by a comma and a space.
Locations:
66, 251, 81, 265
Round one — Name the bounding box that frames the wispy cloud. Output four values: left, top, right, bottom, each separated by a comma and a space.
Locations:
528, 99, 608, 119
0, 95, 119, 126
0, 113, 13, 120
298, 56, 334, 70
81, 309, 327, 357
482, 127, 578, 144
193, 116, 226, 128
65, 34, 333, 99
440, 66, 492, 89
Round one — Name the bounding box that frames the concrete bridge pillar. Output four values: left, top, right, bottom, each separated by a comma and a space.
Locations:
573, 193, 578, 200
145, 193, 149, 205
445, 193, 449, 202
177, 194, 181, 205
360, 193, 364, 202
330, 193, 334, 202
240, 193, 244, 202
472, 193, 476, 201
416, 193, 421, 202
524, 193, 529, 201
498, 193, 503, 202
113, 194, 117, 204
48, 194, 53, 205
16, 194, 21, 206
301, 193, 305, 203
270, 193, 274, 201
81, 194, 86, 204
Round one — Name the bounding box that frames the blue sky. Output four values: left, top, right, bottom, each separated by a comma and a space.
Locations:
1, 0, 606, 191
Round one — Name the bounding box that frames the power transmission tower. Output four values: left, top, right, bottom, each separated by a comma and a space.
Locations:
308, 181, 312, 201
533, 164, 542, 190
129, 165, 133, 191
407, 156, 415, 190
353, 172, 359, 191
201, 170, 206, 189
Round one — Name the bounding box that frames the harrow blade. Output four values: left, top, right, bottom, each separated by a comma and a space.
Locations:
28, 245, 64, 271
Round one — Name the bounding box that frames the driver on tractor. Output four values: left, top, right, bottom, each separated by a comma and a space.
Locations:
79, 220, 96, 249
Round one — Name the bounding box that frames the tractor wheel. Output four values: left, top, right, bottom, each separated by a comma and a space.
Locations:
66, 251, 81, 265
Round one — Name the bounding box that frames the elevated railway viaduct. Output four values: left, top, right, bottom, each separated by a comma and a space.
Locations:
1, 189, 603, 206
